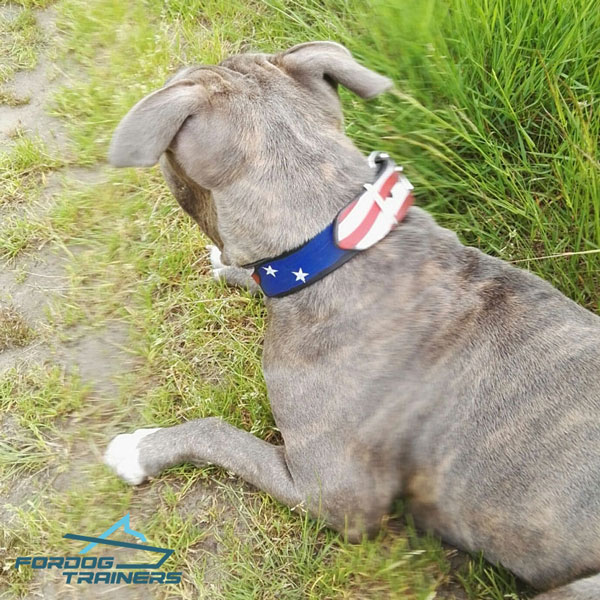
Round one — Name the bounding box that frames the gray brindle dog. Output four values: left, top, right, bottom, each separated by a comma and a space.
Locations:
105, 42, 600, 599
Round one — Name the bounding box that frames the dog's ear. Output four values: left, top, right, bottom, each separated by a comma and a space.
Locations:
279, 41, 392, 100
109, 79, 204, 168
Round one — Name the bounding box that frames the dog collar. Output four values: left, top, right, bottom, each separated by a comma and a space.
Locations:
246, 152, 414, 298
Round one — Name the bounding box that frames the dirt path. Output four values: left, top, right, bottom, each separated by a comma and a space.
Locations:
0, 3, 132, 445
0, 7, 148, 598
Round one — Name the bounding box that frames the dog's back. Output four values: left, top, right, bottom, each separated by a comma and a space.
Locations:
267, 204, 600, 587
370, 209, 600, 588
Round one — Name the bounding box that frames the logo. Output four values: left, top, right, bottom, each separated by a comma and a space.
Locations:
14, 514, 181, 585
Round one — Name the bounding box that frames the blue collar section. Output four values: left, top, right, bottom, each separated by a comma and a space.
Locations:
249, 222, 357, 298
247, 152, 413, 298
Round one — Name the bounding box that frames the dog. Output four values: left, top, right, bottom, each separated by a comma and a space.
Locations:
104, 41, 600, 599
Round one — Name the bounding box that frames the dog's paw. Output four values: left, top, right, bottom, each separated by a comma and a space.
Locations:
104, 428, 161, 485
206, 244, 254, 286
206, 244, 227, 281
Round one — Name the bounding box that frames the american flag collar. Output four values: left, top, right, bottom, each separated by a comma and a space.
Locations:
245, 151, 414, 298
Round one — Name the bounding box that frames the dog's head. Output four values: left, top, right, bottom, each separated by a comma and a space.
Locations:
109, 42, 392, 255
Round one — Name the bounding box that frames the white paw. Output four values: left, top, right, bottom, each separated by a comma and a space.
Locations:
206, 244, 226, 281
104, 428, 161, 485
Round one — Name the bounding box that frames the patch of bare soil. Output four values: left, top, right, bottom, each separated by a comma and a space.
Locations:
0, 7, 67, 147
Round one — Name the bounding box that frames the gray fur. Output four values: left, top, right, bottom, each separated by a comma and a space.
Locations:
108, 41, 600, 598
109, 78, 206, 167
282, 41, 393, 100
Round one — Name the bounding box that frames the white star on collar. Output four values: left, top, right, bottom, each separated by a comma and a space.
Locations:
262, 265, 278, 277
292, 267, 309, 283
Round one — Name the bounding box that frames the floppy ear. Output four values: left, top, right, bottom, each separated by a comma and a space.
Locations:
280, 41, 393, 100
109, 79, 203, 168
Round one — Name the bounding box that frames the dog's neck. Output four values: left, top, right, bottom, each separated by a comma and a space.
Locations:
212, 135, 374, 268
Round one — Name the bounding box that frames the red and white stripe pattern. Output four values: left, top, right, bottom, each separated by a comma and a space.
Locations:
334, 155, 414, 251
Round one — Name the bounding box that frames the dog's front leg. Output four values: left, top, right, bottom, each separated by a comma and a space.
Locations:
104, 418, 300, 507
207, 245, 260, 293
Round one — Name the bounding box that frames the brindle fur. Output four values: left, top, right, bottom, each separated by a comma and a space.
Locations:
107, 42, 600, 598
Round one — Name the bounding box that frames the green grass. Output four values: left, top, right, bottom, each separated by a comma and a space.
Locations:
0, 0, 598, 598
0, 7, 44, 85
9, 0, 57, 7
0, 306, 35, 352
0, 89, 30, 106
189, 491, 450, 599
457, 553, 524, 600
0, 365, 89, 488
0, 365, 88, 431
0, 214, 49, 259
0, 131, 64, 205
